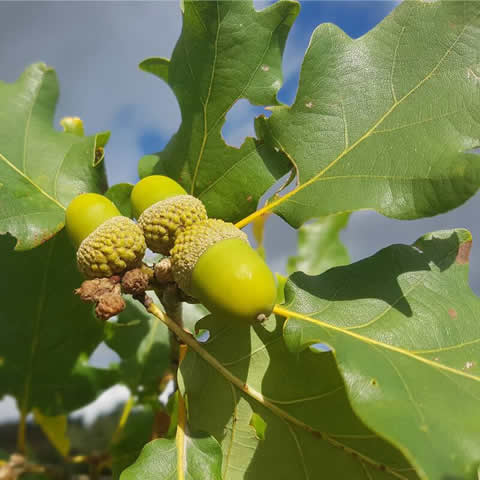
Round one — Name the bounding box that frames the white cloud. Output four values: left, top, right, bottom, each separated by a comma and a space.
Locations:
0, 396, 20, 423
70, 385, 130, 427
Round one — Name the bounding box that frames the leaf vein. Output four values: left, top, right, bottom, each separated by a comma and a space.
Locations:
275, 306, 480, 384
0, 152, 65, 211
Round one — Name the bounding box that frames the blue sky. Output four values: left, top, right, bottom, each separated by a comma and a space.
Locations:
1, 0, 480, 422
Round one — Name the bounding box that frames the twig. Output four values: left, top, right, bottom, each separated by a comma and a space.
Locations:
157, 285, 184, 387
175, 344, 188, 480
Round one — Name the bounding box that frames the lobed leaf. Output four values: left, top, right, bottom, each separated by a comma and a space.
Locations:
120, 433, 223, 480
32, 410, 70, 457
139, 0, 298, 223
0, 231, 115, 416
257, 0, 480, 227
111, 404, 157, 479
178, 315, 418, 479
288, 213, 350, 276
0, 63, 108, 250
281, 228, 480, 479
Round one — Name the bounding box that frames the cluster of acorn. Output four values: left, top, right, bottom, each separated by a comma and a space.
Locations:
65, 176, 277, 322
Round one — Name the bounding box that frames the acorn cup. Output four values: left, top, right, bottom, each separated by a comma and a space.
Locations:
131, 175, 207, 255
65, 193, 146, 279
171, 219, 277, 322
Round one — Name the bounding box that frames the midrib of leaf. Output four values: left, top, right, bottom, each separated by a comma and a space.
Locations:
190, 3, 290, 196
235, 17, 475, 229
190, 0, 220, 195
176, 392, 187, 480
205, 9, 292, 138
20, 235, 56, 416
0, 152, 65, 211
148, 303, 410, 479
273, 305, 480, 384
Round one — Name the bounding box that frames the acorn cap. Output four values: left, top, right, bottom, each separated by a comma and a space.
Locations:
138, 194, 207, 255
171, 219, 248, 294
77, 216, 146, 278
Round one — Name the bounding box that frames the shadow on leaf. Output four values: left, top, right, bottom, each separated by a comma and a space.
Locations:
287, 231, 461, 318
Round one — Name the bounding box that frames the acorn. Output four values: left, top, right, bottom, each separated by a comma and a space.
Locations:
65, 193, 146, 278
171, 219, 277, 322
131, 175, 187, 219
131, 175, 207, 255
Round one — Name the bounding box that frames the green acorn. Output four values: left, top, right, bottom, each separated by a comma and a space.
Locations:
131, 175, 207, 255
171, 219, 277, 322
66, 193, 146, 278
131, 175, 187, 219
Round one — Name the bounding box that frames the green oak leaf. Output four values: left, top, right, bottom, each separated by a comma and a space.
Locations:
104, 297, 170, 397
59, 357, 118, 414
105, 183, 134, 218
287, 213, 350, 275
183, 302, 210, 334
0, 231, 112, 416
258, 0, 480, 227
178, 315, 418, 479
139, 0, 298, 223
0, 63, 108, 250
32, 409, 70, 457
120, 434, 223, 480
111, 404, 156, 480
281, 228, 480, 479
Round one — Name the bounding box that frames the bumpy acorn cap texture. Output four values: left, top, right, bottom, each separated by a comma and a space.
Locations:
171, 219, 248, 294
77, 216, 146, 279
138, 194, 207, 255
